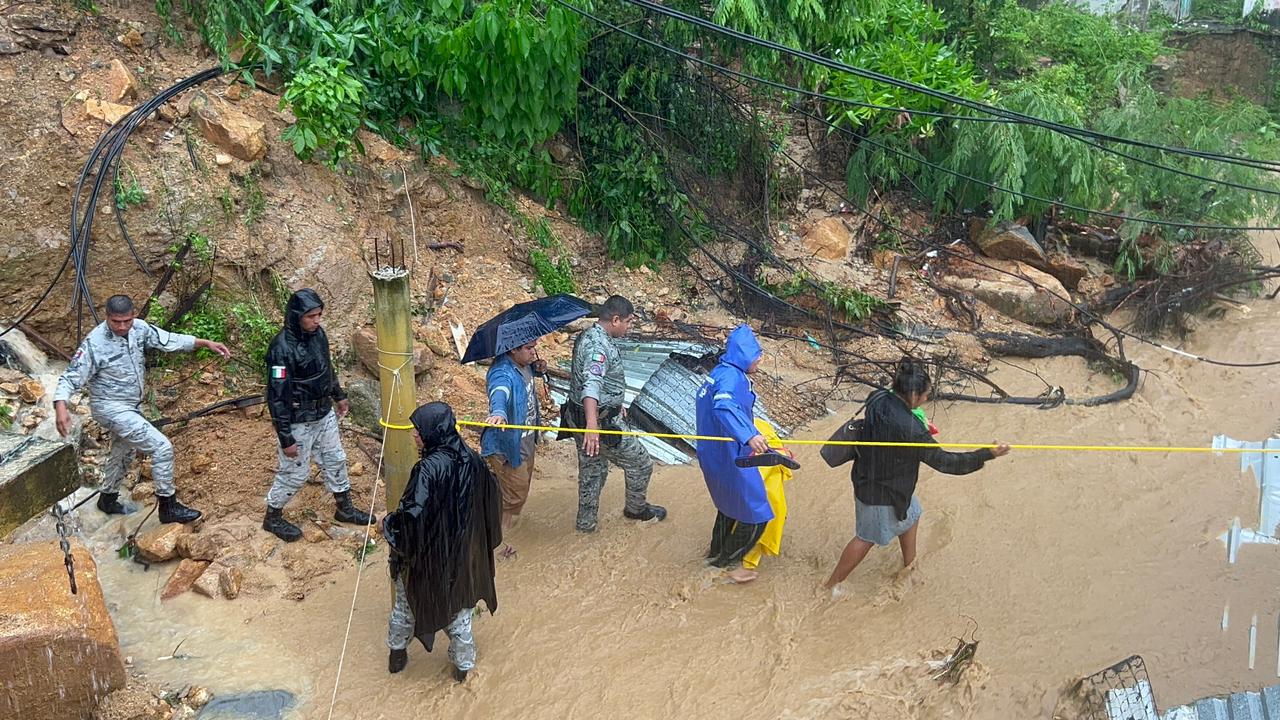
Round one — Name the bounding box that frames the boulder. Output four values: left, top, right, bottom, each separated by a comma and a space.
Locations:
1045, 253, 1089, 291
351, 327, 433, 377
971, 220, 1048, 266
937, 255, 1073, 326
0, 434, 79, 537
0, 540, 126, 720
161, 559, 210, 601
802, 216, 852, 261
344, 377, 381, 432
189, 93, 266, 161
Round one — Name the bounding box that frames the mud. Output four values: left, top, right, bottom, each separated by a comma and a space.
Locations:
80, 255, 1280, 718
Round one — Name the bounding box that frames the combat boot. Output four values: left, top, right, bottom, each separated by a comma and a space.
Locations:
388, 649, 407, 674
623, 503, 667, 522
157, 494, 202, 524
333, 491, 374, 526
452, 667, 468, 683
96, 491, 130, 515
262, 505, 302, 542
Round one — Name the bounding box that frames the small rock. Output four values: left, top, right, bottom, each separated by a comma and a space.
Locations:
219, 566, 243, 599
655, 306, 686, 324
350, 462, 365, 477
74, 404, 90, 415
57, 68, 75, 82
161, 559, 210, 601
175, 525, 247, 561
185, 687, 212, 709
100, 58, 139, 103
192, 564, 223, 598
135, 522, 193, 563
131, 482, 155, 501
18, 377, 43, 403
84, 97, 133, 125
119, 28, 144, 51
224, 83, 243, 101
302, 522, 330, 544
214, 153, 233, 166
0, 382, 17, 395
189, 454, 211, 475
802, 216, 852, 261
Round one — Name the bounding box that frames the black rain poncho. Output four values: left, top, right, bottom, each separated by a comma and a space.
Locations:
382, 402, 501, 651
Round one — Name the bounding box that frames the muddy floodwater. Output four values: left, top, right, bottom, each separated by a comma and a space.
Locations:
85, 254, 1280, 720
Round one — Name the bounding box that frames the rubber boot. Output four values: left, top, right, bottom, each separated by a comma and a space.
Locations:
333, 491, 374, 526
262, 505, 302, 542
452, 666, 468, 683
388, 649, 407, 674
157, 494, 201, 524
96, 491, 130, 515
623, 503, 668, 522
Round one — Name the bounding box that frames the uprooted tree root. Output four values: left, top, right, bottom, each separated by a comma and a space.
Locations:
1094, 236, 1279, 338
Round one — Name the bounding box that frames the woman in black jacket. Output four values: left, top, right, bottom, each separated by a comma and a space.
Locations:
822, 360, 1009, 593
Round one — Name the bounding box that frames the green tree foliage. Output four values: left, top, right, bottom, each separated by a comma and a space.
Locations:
180, 0, 581, 159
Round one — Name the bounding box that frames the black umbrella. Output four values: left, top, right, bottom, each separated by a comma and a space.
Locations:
460, 294, 593, 364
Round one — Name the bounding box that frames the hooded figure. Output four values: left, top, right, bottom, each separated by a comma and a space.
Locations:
383, 402, 501, 681
695, 325, 772, 582
262, 288, 372, 541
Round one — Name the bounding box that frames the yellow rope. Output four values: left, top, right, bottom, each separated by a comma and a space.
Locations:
454, 419, 1259, 454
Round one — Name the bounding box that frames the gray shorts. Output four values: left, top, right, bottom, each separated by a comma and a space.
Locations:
855, 496, 921, 546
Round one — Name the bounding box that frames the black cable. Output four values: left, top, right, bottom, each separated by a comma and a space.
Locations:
66, 67, 223, 338
112, 161, 155, 277
768, 119, 1280, 367
612, 0, 1280, 174
580, 27, 1280, 369
564, 2, 1280, 230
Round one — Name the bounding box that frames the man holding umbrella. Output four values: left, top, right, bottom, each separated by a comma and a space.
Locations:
481, 338, 546, 559
462, 294, 591, 550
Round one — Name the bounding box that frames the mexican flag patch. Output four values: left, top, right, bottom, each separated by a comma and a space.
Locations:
591, 352, 606, 363
270, 366, 287, 380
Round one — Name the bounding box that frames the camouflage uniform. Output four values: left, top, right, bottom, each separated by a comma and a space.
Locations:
569, 323, 653, 531
387, 576, 476, 672
53, 320, 197, 497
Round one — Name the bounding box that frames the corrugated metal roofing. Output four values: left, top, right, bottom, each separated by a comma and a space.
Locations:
1158, 685, 1280, 720
545, 338, 789, 466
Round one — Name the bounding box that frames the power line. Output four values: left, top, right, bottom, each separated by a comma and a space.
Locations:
614, 0, 1280, 175
561, 1, 1280, 231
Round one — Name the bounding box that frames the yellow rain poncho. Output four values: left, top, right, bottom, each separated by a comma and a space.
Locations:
742, 418, 793, 570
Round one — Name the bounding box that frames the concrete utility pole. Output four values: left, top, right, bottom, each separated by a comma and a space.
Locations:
370, 267, 416, 514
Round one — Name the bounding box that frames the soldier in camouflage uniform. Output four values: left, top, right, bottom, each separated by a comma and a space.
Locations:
567, 295, 666, 533
54, 294, 230, 524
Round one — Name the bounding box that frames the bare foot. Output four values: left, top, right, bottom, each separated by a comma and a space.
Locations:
498, 543, 517, 560
724, 568, 758, 584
